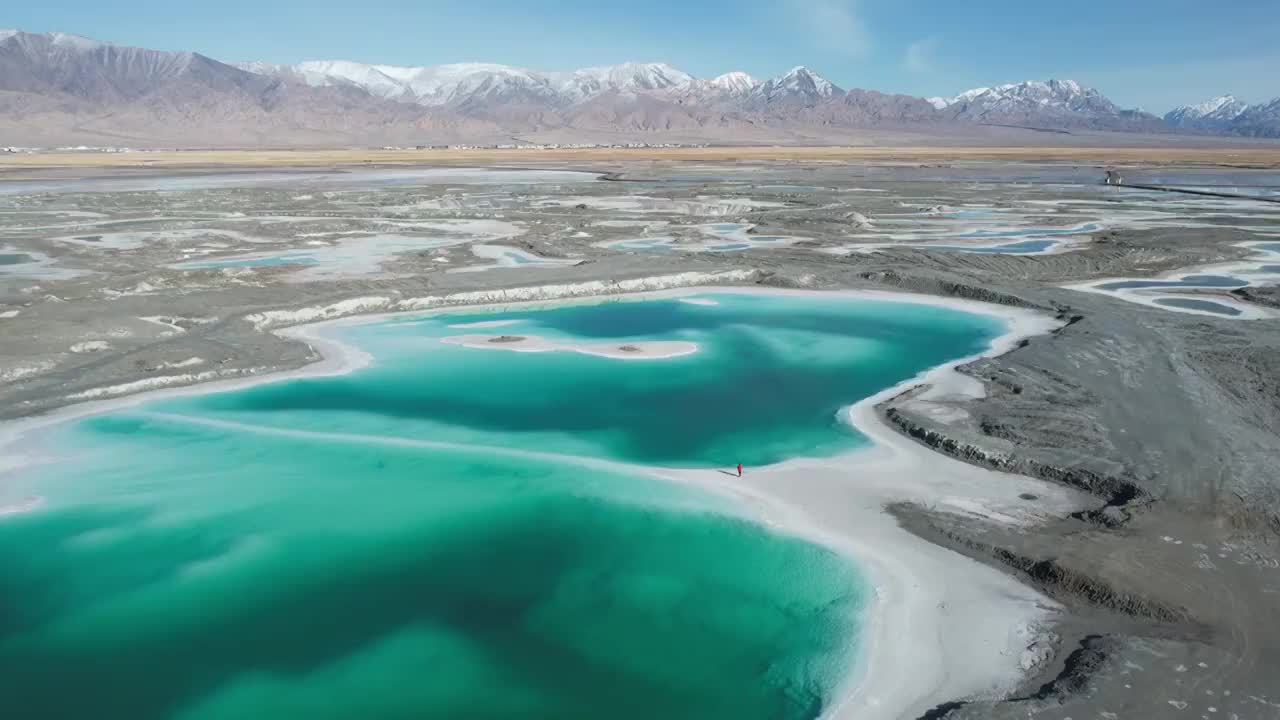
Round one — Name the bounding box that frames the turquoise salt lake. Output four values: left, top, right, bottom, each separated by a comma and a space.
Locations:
0, 291, 1007, 720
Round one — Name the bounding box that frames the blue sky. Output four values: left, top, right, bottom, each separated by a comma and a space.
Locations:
7, 0, 1279, 111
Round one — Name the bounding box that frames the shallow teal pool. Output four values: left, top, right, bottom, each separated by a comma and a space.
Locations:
0, 292, 1007, 720
176, 252, 321, 269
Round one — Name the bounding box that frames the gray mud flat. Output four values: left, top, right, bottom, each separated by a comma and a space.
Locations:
2, 160, 1279, 719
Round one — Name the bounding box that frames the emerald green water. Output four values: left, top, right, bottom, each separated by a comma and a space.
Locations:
179, 293, 1003, 466
0, 292, 1005, 720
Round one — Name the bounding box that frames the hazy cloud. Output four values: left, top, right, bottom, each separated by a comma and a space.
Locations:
904, 38, 934, 73
788, 0, 872, 57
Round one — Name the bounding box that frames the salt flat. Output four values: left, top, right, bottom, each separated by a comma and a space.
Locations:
1, 158, 1279, 720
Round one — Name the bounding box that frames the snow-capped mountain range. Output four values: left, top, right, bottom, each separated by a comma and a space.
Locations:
1166, 95, 1251, 126
931, 80, 1109, 112
1164, 95, 1280, 138
238, 60, 694, 105
237, 59, 827, 107
925, 79, 1167, 131
708, 71, 758, 96
0, 28, 1276, 147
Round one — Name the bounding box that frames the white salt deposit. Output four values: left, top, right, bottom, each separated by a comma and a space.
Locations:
69, 341, 111, 353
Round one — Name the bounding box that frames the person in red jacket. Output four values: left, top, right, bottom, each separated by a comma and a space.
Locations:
737, 463, 743, 478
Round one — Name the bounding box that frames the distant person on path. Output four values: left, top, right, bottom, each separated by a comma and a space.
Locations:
737, 463, 743, 477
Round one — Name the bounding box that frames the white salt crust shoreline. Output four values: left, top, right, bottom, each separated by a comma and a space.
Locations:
823, 236, 1091, 257
240, 270, 760, 330
0, 284, 1089, 720
1064, 240, 1280, 320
